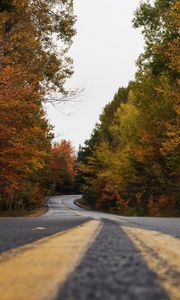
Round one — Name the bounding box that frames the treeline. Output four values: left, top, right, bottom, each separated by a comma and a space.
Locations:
0, 1, 76, 212
51, 140, 76, 194
77, 0, 180, 216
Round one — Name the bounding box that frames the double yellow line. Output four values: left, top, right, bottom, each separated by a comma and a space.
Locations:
0, 220, 179, 300
0, 220, 101, 300
123, 226, 180, 300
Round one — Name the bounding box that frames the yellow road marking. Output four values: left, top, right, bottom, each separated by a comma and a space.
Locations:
0, 220, 101, 300
122, 226, 180, 300
32, 227, 45, 231
109, 216, 127, 223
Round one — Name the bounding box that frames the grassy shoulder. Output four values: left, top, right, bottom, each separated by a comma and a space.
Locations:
0, 201, 48, 217
74, 198, 92, 210
75, 197, 180, 217
74, 197, 136, 216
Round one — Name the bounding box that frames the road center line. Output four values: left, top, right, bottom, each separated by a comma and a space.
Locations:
61, 198, 82, 217
0, 220, 101, 300
122, 226, 180, 300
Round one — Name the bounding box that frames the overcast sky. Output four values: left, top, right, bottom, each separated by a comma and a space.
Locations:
46, 0, 144, 150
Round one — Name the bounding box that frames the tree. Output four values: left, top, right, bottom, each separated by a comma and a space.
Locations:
0, 63, 53, 210
0, 0, 76, 96
132, 0, 180, 215
133, 0, 179, 78
51, 140, 76, 193
76, 0, 179, 216
0, 0, 76, 212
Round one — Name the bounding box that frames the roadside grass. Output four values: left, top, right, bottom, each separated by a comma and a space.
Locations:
74, 198, 180, 217
74, 198, 91, 210
0, 202, 48, 217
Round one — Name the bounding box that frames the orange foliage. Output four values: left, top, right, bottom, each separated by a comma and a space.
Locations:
0, 64, 52, 210
148, 195, 178, 217
51, 140, 76, 193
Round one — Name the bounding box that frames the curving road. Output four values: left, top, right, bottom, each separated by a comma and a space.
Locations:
0, 195, 88, 254
0, 195, 179, 300
58, 195, 180, 238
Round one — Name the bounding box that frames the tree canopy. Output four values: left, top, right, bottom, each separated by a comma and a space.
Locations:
76, 0, 180, 217
0, 0, 76, 212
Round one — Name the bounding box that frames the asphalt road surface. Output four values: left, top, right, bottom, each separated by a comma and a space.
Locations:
0, 195, 179, 300
0, 195, 88, 254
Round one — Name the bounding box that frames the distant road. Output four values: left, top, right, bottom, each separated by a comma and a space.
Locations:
0, 195, 179, 300
0, 195, 88, 254
62, 195, 180, 238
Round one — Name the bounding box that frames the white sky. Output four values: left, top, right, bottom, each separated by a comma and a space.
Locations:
46, 0, 144, 150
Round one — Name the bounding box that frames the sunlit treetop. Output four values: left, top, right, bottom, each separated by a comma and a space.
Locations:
0, 0, 76, 95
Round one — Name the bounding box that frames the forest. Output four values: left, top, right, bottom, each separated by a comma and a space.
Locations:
76, 0, 180, 216
0, 0, 76, 214
0, 0, 179, 216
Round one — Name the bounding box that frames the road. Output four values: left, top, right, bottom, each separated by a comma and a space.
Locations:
0, 195, 179, 300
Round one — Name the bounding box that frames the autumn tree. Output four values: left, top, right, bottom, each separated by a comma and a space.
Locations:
51, 140, 76, 193
132, 0, 180, 214
0, 0, 76, 212
77, 0, 180, 216
76, 88, 133, 213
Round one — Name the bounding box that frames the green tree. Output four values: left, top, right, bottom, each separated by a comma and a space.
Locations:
77, 0, 179, 216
